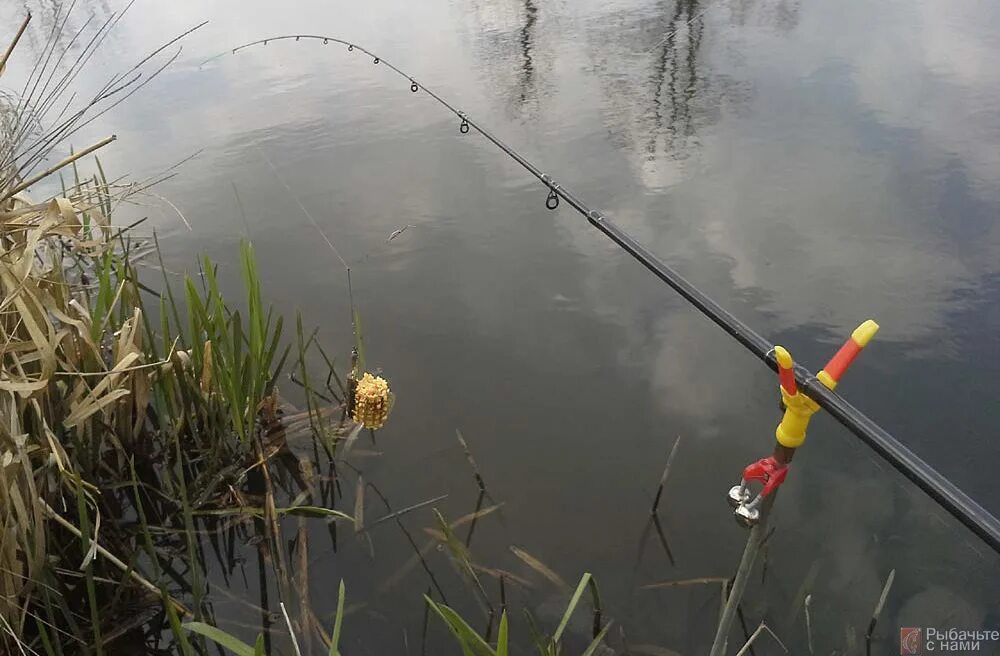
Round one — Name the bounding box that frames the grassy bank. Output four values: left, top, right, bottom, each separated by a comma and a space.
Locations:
0, 101, 374, 653
0, 9, 353, 652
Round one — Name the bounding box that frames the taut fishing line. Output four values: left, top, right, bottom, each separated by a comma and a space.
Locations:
248, 139, 362, 350
200, 36, 1000, 554
642, 2, 712, 54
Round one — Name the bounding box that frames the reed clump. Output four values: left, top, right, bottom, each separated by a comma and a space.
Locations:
0, 10, 372, 653
0, 127, 358, 652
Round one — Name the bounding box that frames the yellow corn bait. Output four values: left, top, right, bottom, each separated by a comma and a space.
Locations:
352, 372, 391, 429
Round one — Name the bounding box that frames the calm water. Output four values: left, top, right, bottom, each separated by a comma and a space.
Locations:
6, 0, 1000, 652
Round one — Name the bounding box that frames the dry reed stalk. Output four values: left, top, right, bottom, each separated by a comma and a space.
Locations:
455, 429, 489, 495
0, 13, 31, 77
0, 134, 115, 203
866, 569, 895, 656
641, 576, 729, 590
509, 546, 568, 591
735, 622, 788, 656
41, 500, 189, 615
651, 435, 682, 514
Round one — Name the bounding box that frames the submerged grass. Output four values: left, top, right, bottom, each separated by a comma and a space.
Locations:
427, 572, 612, 656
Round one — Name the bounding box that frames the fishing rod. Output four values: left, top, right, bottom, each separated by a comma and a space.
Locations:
202, 36, 1000, 556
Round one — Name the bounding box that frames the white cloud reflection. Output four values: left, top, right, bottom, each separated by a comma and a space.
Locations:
549, 0, 1000, 424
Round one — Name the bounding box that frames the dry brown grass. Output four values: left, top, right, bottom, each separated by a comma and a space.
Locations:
0, 7, 235, 652
0, 101, 151, 655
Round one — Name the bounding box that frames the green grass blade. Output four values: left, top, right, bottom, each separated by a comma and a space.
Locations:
329, 580, 345, 656
128, 458, 162, 580
183, 276, 208, 364
554, 573, 592, 644
35, 617, 57, 656
173, 434, 203, 618
71, 145, 80, 188
433, 510, 490, 608
263, 315, 285, 379
580, 621, 613, 656
280, 506, 353, 520
90, 252, 114, 342
266, 343, 292, 398
496, 612, 509, 656
587, 576, 603, 639
165, 593, 194, 656
191, 506, 353, 521
154, 232, 187, 347
523, 609, 548, 656
95, 155, 111, 216
294, 311, 319, 437
73, 475, 102, 655
424, 596, 495, 656
41, 569, 79, 655
183, 622, 256, 656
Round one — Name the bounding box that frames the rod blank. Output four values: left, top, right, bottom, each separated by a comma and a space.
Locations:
211, 34, 1000, 556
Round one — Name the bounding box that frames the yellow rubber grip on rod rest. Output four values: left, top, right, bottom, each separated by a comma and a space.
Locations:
773, 320, 879, 449
774, 345, 820, 449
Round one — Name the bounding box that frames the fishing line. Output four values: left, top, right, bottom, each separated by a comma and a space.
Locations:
250, 140, 361, 343
251, 142, 349, 271
201, 36, 1000, 555
643, 2, 712, 54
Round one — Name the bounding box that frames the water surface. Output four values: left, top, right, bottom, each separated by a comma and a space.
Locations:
5, 0, 1000, 652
